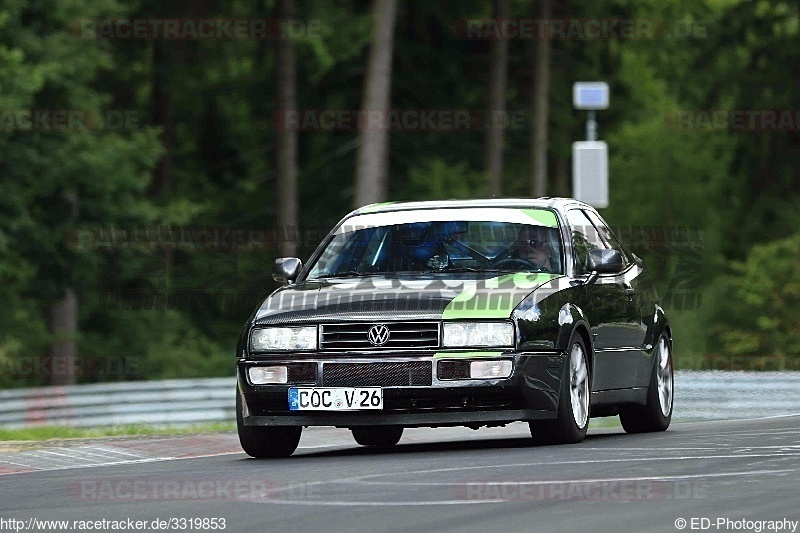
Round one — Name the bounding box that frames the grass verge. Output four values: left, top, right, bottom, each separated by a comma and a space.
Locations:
588, 417, 622, 429
1, 419, 622, 442
0, 422, 235, 441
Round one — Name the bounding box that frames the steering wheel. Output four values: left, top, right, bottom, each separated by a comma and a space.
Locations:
491, 257, 539, 270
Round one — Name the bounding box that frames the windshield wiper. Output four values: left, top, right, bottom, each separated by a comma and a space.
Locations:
427, 267, 512, 274
316, 271, 382, 279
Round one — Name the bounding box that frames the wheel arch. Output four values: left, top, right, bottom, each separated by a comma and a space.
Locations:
571, 323, 593, 376
555, 303, 593, 377
645, 304, 671, 352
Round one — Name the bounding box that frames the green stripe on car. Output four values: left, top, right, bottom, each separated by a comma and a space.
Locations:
441, 273, 561, 319
521, 208, 558, 227
359, 202, 396, 214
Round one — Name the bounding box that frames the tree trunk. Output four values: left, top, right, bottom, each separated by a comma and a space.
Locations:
47, 191, 79, 385
47, 288, 78, 385
150, 39, 173, 198
530, 0, 552, 197
149, 37, 176, 290
485, 0, 509, 197
276, 0, 299, 257
354, 0, 398, 207
555, 157, 569, 197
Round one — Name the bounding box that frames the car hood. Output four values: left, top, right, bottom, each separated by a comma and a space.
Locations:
253, 273, 563, 325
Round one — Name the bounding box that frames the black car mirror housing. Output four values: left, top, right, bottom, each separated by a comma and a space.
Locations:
585, 249, 623, 284
273, 257, 303, 283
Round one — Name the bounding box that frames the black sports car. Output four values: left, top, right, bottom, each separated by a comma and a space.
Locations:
236, 198, 673, 457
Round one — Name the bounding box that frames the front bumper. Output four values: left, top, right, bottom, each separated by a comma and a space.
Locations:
237, 351, 565, 428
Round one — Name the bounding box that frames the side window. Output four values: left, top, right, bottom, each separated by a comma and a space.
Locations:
565, 209, 608, 275
584, 210, 631, 268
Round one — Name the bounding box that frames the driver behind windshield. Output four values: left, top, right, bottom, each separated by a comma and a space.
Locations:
508, 225, 553, 271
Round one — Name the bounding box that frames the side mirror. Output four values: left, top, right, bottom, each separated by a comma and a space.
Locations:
273, 257, 302, 283
585, 249, 622, 284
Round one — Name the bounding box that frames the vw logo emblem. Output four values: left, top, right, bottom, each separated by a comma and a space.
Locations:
367, 324, 391, 346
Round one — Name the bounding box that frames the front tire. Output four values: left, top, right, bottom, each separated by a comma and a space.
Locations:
237, 391, 301, 458
529, 333, 590, 444
619, 333, 673, 433
351, 426, 403, 447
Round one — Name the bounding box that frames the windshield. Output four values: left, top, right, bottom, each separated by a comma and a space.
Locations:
306, 210, 563, 279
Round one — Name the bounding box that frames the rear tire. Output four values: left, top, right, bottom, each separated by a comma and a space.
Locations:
237, 391, 301, 458
620, 333, 673, 433
529, 333, 590, 444
351, 426, 403, 447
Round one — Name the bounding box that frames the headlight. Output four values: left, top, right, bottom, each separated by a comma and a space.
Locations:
250, 326, 317, 352
442, 322, 514, 348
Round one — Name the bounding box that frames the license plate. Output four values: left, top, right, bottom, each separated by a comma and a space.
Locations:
288, 387, 383, 411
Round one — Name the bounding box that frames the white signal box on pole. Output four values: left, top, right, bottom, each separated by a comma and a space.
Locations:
572, 82, 609, 208
572, 141, 608, 208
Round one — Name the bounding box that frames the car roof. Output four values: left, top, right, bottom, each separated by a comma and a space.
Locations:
351, 197, 592, 216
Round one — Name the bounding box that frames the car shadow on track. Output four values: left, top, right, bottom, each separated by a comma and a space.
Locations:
235, 430, 632, 461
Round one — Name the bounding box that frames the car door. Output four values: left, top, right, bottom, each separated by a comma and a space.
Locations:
585, 210, 656, 387
565, 209, 641, 391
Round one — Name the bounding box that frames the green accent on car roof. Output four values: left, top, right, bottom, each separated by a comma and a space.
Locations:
520, 209, 558, 227
359, 202, 396, 214
433, 351, 505, 359
441, 273, 561, 319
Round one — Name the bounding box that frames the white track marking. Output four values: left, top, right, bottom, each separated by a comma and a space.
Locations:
253, 469, 798, 506
341, 468, 799, 487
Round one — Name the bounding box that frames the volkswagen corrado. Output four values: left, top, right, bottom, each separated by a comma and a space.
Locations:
236, 198, 673, 457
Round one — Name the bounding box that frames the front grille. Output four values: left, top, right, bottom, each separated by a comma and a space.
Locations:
321, 362, 432, 387
320, 322, 440, 350
437, 360, 471, 380
287, 363, 317, 384
388, 392, 522, 411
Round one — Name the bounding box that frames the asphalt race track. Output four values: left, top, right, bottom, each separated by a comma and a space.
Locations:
1, 416, 799, 533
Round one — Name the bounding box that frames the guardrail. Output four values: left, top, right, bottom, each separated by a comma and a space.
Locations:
0, 378, 234, 428
0, 371, 798, 428
675, 371, 800, 421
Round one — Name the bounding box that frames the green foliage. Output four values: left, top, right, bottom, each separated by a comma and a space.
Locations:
406, 158, 487, 200
713, 233, 800, 359
0, 0, 161, 386
2, 0, 800, 388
